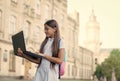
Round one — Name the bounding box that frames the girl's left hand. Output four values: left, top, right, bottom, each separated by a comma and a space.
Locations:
17, 48, 24, 57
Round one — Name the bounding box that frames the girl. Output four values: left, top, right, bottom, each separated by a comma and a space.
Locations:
17, 19, 65, 81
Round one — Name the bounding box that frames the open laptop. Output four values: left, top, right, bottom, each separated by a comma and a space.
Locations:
12, 31, 42, 59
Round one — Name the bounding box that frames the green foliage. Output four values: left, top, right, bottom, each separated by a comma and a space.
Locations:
95, 49, 120, 81
94, 64, 103, 80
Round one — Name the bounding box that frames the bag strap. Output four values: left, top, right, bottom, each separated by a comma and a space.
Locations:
58, 39, 61, 79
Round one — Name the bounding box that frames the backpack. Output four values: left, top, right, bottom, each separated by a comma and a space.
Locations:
58, 39, 66, 79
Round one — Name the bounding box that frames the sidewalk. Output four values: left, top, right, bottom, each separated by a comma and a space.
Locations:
0, 77, 89, 81
0, 78, 31, 81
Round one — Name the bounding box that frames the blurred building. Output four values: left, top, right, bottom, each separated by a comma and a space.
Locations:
84, 9, 112, 75
99, 49, 112, 64
0, 0, 94, 80
84, 10, 101, 72
78, 47, 94, 80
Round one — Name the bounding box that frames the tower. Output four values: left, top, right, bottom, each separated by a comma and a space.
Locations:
85, 9, 101, 71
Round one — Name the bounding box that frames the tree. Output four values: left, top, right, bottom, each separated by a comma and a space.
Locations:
95, 49, 120, 81
94, 64, 103, 80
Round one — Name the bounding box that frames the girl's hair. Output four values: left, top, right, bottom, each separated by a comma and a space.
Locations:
40, 19, 60, 66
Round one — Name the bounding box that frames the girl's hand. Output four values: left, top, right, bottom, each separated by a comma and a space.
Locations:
17, 48, 23, 57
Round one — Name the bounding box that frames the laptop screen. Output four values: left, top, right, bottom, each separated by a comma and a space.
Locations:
12, 31, 26, 55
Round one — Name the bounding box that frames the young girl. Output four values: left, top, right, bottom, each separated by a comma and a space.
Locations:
17, 19, 65, 81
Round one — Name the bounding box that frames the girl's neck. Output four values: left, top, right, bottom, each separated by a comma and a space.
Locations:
48, 37, 54, 41
49, 36, 54, 38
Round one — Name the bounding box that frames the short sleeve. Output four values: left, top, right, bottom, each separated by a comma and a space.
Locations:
59, 39, 65, 49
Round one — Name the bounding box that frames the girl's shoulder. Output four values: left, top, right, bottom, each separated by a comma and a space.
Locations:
59, 38, 65, 49
59, 38, 63, 41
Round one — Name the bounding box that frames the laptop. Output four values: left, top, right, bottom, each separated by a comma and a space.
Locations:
12, 31, 42, 59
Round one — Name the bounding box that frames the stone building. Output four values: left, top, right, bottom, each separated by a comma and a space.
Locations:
0, 0, 94, 80
84, 10, 101, 71
78, 46, 94, 80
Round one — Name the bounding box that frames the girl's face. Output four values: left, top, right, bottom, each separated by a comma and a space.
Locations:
44, 24, 56, 38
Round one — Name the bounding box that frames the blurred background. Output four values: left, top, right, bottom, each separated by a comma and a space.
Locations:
0, 0, 120, 81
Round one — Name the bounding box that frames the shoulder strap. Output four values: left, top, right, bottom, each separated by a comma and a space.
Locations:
58, 39, 61, 79
58, 39, 61, 48
58, 39, 66, 62
63, 50, 66, 62
58, 38, 66, 79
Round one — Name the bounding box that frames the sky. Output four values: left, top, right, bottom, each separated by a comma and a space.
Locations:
68, 0, 120, 48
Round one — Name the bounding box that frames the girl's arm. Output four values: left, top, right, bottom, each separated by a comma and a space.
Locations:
43, 48, 64, 64
17, 48, 41, 64
22, 53, 41, 64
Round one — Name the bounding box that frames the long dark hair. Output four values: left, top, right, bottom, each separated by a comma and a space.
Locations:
40, 19, 60, 66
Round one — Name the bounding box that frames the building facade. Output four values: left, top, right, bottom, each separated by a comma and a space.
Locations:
84, 10, 101, 71
78, 47, 94, 80
0, 0, 94, 80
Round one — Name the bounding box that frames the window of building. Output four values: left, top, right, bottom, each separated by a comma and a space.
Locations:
22, 58, 24, 65
0, 48, 1, 70
74, 66, 77, 77
72, 30, 75, 44
35, 0, 40, 14
11, 0, 18, 7
74, 31, 76, 45
69, 49, 71, 58
25, 0, 31, 4
67, 49, 70, 57
60, 14, 64, 28
68, 64, 70, 76
33, 26, 40, 43
72, 65, 74, 76
23, 3, 30, 14
11, 0, 17, 3
3, 50, 8, 62
9, 50, 15, 72
72, 47, 74, 58
79, 68, 82, 78
0, 10, 3, 38
23, 21, 30, 41
70, 30, 74, 43
0, 10, 2, 32
53, 9, 57, 19
9, 15, 16, 38
44, 5, 49, 21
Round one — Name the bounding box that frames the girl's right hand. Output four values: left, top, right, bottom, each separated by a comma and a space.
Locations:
17, 48, 24, 57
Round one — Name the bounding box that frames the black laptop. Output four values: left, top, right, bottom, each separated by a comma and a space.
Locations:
12, 31, 42, 59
